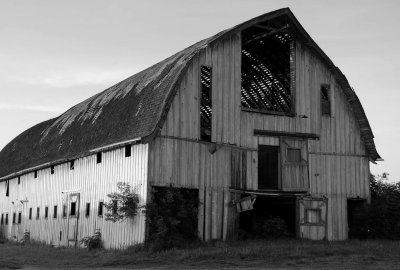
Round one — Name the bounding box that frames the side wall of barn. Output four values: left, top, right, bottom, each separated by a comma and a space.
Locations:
152, 33, 370, 241
0, 143, 148, 249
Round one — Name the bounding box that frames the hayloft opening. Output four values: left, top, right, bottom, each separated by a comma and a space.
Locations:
239, 196, 296, 239
200, 65, 212, 142
241, 20, 294, 115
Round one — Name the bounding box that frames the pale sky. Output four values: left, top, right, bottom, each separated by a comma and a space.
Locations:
0, 0, 399, 181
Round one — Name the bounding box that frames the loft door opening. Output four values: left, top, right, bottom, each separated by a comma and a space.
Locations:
241, 19, 294, 115
258, 145, 280, 189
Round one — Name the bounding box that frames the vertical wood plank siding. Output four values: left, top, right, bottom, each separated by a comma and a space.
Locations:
157, 35, 370, 241
0, 144, 148, 249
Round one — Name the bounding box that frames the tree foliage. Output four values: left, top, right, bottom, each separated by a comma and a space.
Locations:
359, 174, 400, 239
145, 187, 199, 251
104, 182, 141, 222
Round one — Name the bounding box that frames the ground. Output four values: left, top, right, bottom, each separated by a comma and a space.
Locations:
0, 239, 399, 269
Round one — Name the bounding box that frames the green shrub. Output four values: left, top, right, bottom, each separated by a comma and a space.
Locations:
104, 182, 141, 222
80, 231, 102, 251
145, 187, 199, 251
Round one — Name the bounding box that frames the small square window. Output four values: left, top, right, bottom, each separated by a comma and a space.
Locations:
53, 205, 58, 219
45, 206, 49, 218
85, 203, 90, 217
98, 201, 104, 216
18, 212, 22, 224
51, 165, 55, 175
70, 160, 75, 170
96, 152, 102, 164
287, 148, 301, 163
306, 208, 321, 224
125, 145, 131, 157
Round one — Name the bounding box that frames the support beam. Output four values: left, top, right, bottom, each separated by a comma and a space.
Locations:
254, 129, 319, 139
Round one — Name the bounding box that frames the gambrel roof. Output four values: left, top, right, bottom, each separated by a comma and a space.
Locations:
0, 8, 380, 179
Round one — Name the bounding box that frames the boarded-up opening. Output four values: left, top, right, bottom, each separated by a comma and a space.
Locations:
241, 22, 294, 115
200, 66, 212, 142
239, 196, 296, 238
258, 146, 280, 189
347, 199, 367, 239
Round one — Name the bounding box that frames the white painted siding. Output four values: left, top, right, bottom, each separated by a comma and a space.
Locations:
0, 143, 148, 249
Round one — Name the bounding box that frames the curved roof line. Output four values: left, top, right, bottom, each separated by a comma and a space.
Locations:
0, 8, 380, 180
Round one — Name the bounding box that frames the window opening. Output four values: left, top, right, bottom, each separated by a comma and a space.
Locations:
62, 205, 67, 218
96, 152, 102, 164
18, 176, 20, 185
241, 23, 293, 114
12, 212, 16, 224
98, 201, 104, 216
70, 160, 75, 170
18, 212, 21, 224
53, 205, 58, 219
36, 207, 40, 219
34, 170, 38, 178
45, 206, 49, 218
258, 145, 280, 189
51, 165, 55, 175
125, 145, 131, 157
85, 203, 90, 217
29, 208, 32, 220
321, 84, 331, 116
287, 148, 301, 163
70, 202, 76, 216
5, 214, 8, 225
0, 214, 3, 225
5, 180, 9, 197
200, 65, 212, 142
305, 208, 321, 224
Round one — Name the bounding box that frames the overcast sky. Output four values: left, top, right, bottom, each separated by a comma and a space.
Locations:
0, 0, 399, 181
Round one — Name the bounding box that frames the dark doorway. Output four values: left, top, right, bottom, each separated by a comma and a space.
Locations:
239, 196, 296, 239
258, 146, 280, 189
347, 199, 367, 239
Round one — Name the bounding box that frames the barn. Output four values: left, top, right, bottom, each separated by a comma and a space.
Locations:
0, 8, 380, 248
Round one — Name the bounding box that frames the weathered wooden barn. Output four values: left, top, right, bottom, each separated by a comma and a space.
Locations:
0, 8, 380, 248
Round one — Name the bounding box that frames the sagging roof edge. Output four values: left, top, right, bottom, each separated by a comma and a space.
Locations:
153, 7, 381, 161
0, 137, 143, 182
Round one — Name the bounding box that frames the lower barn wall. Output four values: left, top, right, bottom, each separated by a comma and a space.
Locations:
149, 136, 370, 241
0, 143, 148, 249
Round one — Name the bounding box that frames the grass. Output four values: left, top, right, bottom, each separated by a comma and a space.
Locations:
1, 238, 400, 269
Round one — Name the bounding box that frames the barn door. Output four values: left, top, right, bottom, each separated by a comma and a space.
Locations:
280, 138, 309, 191
297, 197, 327, 240
67, 193, 80, 247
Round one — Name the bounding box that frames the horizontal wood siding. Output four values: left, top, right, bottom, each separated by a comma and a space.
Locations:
0, 144, 148, 249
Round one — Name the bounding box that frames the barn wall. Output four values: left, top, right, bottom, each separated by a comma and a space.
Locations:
0, 144, 148, 249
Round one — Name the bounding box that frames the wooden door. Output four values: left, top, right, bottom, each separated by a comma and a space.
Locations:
297, 197, 327, 240
67, 193, 80, 247
280, 138, 309, 191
